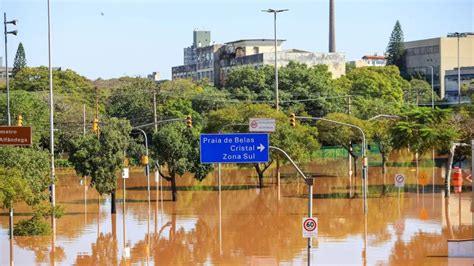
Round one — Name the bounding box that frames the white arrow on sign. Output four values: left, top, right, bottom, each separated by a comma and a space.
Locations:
257, 143, 265, 152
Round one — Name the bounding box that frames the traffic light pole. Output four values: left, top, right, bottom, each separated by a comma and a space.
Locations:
132, 128, 150, 205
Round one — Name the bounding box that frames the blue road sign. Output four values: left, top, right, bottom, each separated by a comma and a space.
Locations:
200, 133, 269, 163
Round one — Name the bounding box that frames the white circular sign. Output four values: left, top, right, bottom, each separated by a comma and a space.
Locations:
303, 218, 317, 232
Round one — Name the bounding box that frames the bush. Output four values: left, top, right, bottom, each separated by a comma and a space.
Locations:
14, 217, 51, 236
55, 159, 72, 168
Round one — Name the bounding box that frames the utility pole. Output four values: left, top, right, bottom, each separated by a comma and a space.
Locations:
153, 92, 158, 133
262, 9, 288, 111
47, 0, 56, 237
83, 104, 86, 135
457, 34, 461, 105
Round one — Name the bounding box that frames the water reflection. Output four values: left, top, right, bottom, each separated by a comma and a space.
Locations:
0, 157, 472, 265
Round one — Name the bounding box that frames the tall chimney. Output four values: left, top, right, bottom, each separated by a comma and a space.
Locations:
329, 0, 336, 52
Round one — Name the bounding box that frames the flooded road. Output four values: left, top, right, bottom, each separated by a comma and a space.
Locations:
1, 156, 473, 265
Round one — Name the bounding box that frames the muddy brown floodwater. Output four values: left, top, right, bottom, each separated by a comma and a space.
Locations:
1, 155, 473, 265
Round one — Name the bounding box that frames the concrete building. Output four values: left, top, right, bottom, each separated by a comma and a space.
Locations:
147, 71, 161, 81
445, 66, 474, 99
183, 30, 211, 65
349, 54, 387, 68
404, 33, 474, 99
172, 32, 346, 86
0, 57, 13, 80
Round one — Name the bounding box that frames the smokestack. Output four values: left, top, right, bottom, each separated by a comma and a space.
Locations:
329, 0, 336, 52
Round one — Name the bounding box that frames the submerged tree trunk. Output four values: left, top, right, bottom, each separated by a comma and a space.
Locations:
381, 153, 387, 175
254, 162, 272, 189
171, 174, 177, 201
353, 155, 358, 178
157, 167, 178, 201
111, 213, 117, 238
255, 164, 264, 188
444, 145, 455, 198
111, 189, 116, 214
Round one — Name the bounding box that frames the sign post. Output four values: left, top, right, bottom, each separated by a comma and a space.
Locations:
200, 133, 269, 164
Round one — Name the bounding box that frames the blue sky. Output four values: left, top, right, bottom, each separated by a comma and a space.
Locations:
1, 0, 473, 80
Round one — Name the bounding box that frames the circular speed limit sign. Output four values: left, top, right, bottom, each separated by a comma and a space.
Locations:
302, 217, 318, 238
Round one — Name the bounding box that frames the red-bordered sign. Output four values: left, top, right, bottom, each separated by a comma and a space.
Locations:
302, 217, 318, 238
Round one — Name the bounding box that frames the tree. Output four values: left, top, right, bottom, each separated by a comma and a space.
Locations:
0, 147, 55, 235
0, 168, 33, 211
343, 66, 408, 119
391, 107, 458, 156
12, 42, 26, 77
406, 79, 437, 105
106, 77, 158, 126
152, 122, 212, 201
316, 113, 371, 177
205, 103, 319, 188
0, 90, 49, 145
370, 119, 397, 176
391, 107, 460, 196
158, 79, 228, 116
386, 20, 406, 77
11, 67, 93, 95
69, 118, 131, 213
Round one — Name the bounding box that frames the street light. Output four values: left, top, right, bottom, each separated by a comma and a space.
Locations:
262, 8, 288, 111
448, 32, 468, 105
427, 66, 434, 109
368, 114, 400, 121
3, 13, 17, 245
296, 115, 368, 213
4, 13, 18, 126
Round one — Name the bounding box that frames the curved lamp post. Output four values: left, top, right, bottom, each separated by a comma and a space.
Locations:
296, 116, 368, 213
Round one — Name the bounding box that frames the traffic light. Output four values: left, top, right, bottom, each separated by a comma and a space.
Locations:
186, 115, 192, 128
16, 114, 23, 126
92, 118, 99, 133
289, 113, 296, 127
141, 155, 149, 166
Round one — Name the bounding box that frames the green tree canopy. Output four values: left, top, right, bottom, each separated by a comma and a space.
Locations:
11, 67, 93, 95
69, 118, 131, 213
106, 77, 158, 126
0, 147, 54, 235
386, 20, 406, 77
342, 66, 408, 118
158, 79, 228, 115
406, 79, 438, 105
12, 42, 27, 78
152, 122, 212, 201
391, 107, 460, 155
0, 168, 33, 209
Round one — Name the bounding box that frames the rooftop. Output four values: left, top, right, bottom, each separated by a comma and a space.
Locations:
224, 39, 285, 46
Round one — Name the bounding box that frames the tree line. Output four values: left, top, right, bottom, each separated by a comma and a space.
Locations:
1, 48, 473, 236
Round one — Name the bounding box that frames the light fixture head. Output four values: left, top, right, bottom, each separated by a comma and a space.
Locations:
7, 30, 18, 36
6, 19, 18, 25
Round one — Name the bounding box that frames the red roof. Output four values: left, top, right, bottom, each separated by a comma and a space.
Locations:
362, 55, 386, 60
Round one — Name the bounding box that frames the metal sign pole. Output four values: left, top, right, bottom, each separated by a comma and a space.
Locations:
471, 139, 474, 237
307, 178, 313, 266
218, 163, 221, 193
